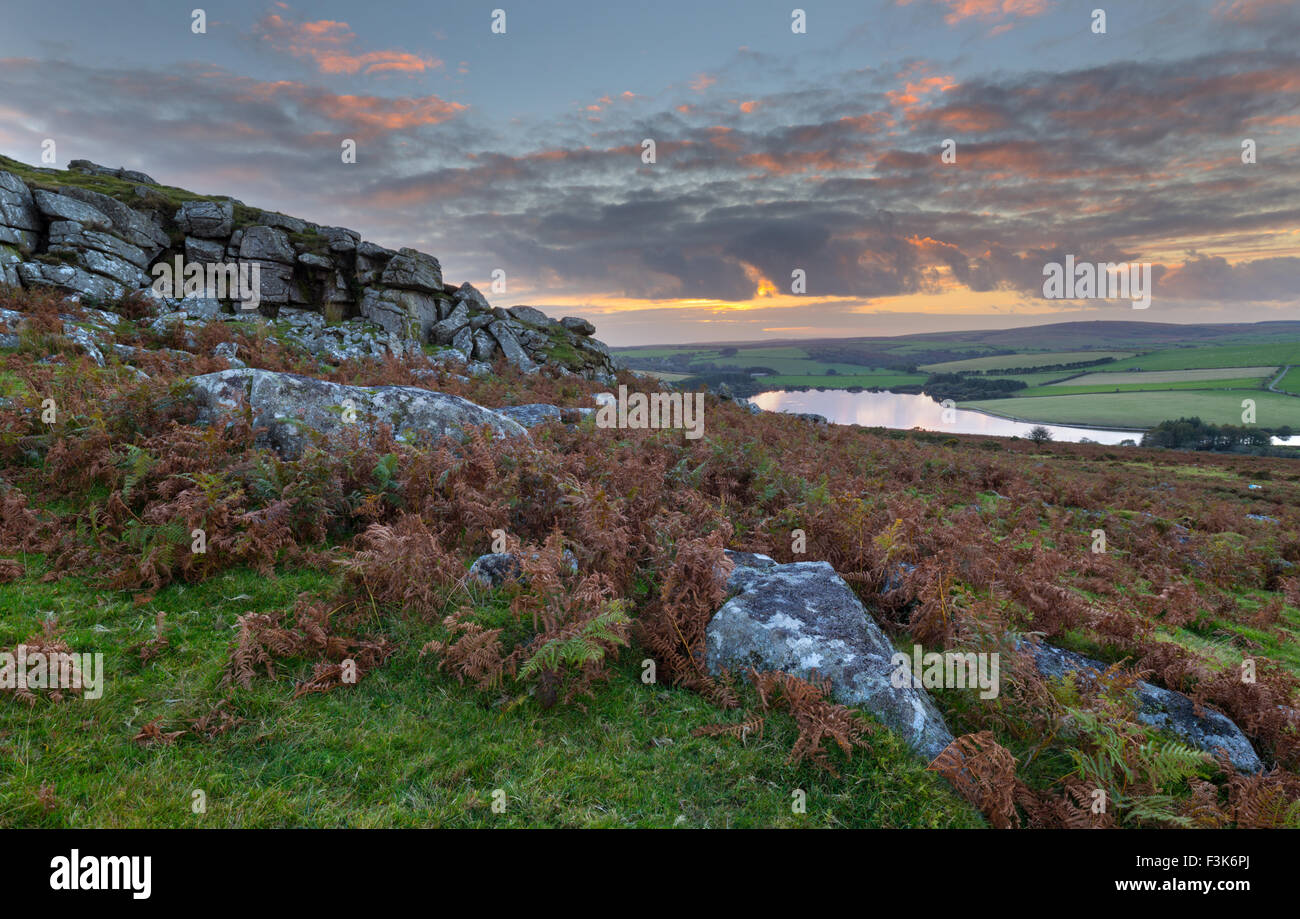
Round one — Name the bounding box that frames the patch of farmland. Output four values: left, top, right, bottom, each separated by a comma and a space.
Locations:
1064, 367, 1278, 386
920, 350, 1134, 373
1102, 343, 1300, 372
961, 390, 1300, 429
1274, 366, 1300, 395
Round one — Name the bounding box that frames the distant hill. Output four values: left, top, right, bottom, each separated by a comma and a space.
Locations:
616, 320, 1300, 354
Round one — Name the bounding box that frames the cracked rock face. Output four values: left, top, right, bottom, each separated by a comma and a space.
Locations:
706, 550, 954, 759
1, 159, 618, 380
188, 368, 527, 459
1023, 641, 1263, 773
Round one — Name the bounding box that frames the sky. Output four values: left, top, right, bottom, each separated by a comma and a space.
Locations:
1, 0, 1297, 346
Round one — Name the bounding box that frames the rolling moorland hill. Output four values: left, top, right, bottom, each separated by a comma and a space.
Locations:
0, 159, 1298, 829
616, 320, 1300, 433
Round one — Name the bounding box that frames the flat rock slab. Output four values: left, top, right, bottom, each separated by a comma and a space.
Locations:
1024, 641, 1262, 773
706, 550, 953, 759
189, 368, 525, 459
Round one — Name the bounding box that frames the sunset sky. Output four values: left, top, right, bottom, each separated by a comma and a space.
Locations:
2, 0, 1297, 345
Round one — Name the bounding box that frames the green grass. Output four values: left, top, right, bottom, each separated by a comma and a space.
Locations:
1019, 377, 1268, 397
0, 562, 980, 828
962, 389, 1300, 429
1274, 366, 1300, 395
919, 351, 1134, 373
1158, 590, 1300, 678
1067, 367, 1278, 386
1102, 344, 1300, 372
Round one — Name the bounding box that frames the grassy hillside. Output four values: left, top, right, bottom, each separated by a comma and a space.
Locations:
964, 390, 1300, 428
1103, 344, 1300, 372
3, 288, 1299, 828
919, 351, 1134, 373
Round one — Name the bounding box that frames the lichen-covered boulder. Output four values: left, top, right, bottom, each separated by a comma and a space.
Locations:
1023, 641, 1263, 772
492, 403, 594, 428
188, 368, 526, 459
706, 550, 954, 759
239, 226, 296, 264
560, 316, 596, 336
380, 248, 442, 292
174, 199, 234, 238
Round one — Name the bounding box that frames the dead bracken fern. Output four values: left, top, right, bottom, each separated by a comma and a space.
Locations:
750, 669, 874, 775
692, 716, 765, 742
638, 529, 736, 708
928, 731, 1021, 828
133, 718, 185, 746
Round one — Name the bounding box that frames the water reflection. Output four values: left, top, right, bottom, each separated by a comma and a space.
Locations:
747, 389, 1141, 444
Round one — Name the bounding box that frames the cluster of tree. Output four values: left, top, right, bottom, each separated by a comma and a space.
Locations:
802, 345, 923, 372
1140, 416, 1293, 452
966, 355, 1118, 376
891, 373, 1028, 402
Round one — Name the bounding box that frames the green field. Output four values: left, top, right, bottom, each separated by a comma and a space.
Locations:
1274, 366, 1300, 395
617, 326, 1300, 431
1066, 367, 1277, 386
1020, 377, 1268, 398
919, 351, 1134, 373
1102, 344, 1300, 372
963, 390, 1300, 429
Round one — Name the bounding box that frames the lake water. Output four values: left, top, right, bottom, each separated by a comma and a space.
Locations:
748, 389, 1142, 444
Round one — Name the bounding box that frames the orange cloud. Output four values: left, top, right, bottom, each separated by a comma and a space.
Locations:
1213, 0, 1292, 21
311, 93, 466, 130
690, 73, 717, 92
898, 0, 1050, 26
226, 75, 466, 134
258, 13, 441, 76
738, 150, 859, 176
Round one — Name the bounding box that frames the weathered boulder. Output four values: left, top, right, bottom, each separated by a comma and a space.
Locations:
356, 241, 396, 284
452, 282, 490, 311
492, 403, 594, 428
174, 199, 234, 238
0, 171, 39, 235
185, 236, 226, 264
380, 247, 442, 292
471, 328, 499, 362
0, 172, 39, 252
297, 252, 332, 269
451, 325, 475, 357
32, 190, 113, 230
488, 320, 539, 373
68, 159, 158, 185
255, 210, 307, 235
507, 305, 556, 328
1023, 641, 1263, 773
17, 262, 127, 300
188, 368, 526, 459
1, 249, 21, 288
322, 226, 360, 253
58, 187, 169, 253
469, 549, 579, 587
560, 316, 596, 336
239, 226, 296, 264
431, 301, 472, 345
61, 247, 147, 288
47, 221, 150, 269
360, 287, 440, 341
707, 550, 954, 759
